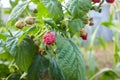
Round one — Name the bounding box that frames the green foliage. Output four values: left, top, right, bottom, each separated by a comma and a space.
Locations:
68, 19, 84, 36
90, 68, 119, 80
27, 54, 49, 80
37, 2, 50, 19
56, 35, 86, 80
97, 37, 106, 49
7, 1, 30, 22
50, 57, 65, 80
0, 52, 13, 61
7, 72, 21, 80
43, 18, 57, 28
0, 64, 10, 78
0, 40, 5, 47
67, 0, 92, 18
6, 36, 38, 71
42, 0, 64, 21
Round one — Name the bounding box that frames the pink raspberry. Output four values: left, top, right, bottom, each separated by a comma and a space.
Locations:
43, 32, 56, 45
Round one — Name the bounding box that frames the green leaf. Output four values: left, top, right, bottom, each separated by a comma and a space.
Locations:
6, 37, 38, 71
43, 18, 57, 28
97, 37, 106, 49
0, 52, 13, 61
31, 0, 39, 3
90, 68, 119, 80
58, 0, 64, 2
67, 0, 92, 18
7, 1, 30, 22
0, 33, 7, 40
50, 57, 65, 80
18, 25, 36, 44
68, 19, 84, 36
42, 0, 64, 21
0, 40, 5, 47
37, 2, 50, 19
56, 35, 86, 80
0, 64, 10, 78
6, 37, 18, 56
7, 72, 21, 80
102, 22, 113, 27
27, 54, 49, 80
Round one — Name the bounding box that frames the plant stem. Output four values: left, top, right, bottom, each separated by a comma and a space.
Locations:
98, 0, 104, 9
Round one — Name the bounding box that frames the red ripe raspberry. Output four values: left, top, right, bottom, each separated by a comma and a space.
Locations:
106, 0, 114, 3
43, 32, 56, 45
92, 0, 101, 3
81, 33, 88, 40
80, 28, 88, 40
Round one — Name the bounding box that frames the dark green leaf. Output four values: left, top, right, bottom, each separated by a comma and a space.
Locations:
67, 0, 92, 18
0, 64, 10, 78
6, 37, 38, 71
56, 35, 86, 80
43, 18, 57, 28
42, 0, 64, 21
68, 19, 84, 36
18, 26, 36, 44
50, 57, 65, 80
27, 54, 49, 80
7, 72, 21, 80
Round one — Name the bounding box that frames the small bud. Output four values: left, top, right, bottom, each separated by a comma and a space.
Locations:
38, 48, 43, 53
91, 6, 95, 10
29, 35, 35, 40
83, 19, 89, 24
24, 16, 35, 25
33, 9, 38, 14
98, 8, 102, 13
34, 39, 40, 46
89, 17, 93, 22
89, 22, 94, 26
15, 20, 25, 29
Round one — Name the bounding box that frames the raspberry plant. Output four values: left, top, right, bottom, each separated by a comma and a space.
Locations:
0, 0, 112, 80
